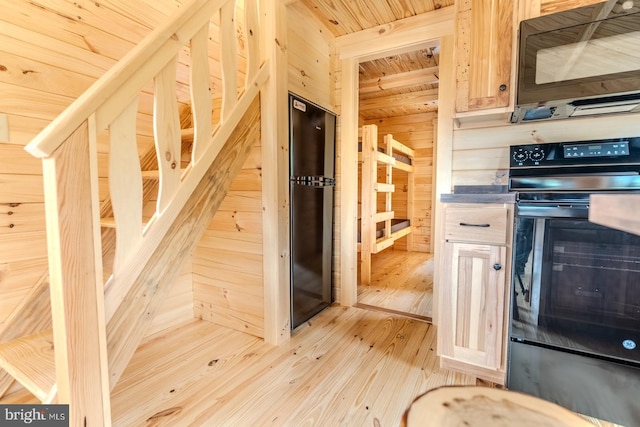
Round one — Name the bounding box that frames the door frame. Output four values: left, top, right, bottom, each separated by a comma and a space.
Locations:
335, 8, 456, 322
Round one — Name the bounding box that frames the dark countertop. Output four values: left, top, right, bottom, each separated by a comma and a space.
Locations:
440, 185, 516, 203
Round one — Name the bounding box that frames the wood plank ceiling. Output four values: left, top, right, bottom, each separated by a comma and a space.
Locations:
358, 47, 440, 120
298, 0, 454, 119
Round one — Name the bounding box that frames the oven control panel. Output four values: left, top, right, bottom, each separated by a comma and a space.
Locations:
512, 146, 545, 165
509, 137, 640, 169
563, 141, 629, 158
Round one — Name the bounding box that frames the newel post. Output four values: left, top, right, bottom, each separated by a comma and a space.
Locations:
260, 0, 291, 344
42, 118, 111, 425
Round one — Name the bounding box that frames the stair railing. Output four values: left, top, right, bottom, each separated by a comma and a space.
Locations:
23, 0, 268, 424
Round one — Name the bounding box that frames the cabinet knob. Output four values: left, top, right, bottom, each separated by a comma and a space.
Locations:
493, 263, 502, 271
499, 84, 507, 92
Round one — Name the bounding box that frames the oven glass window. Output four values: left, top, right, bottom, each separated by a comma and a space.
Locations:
512, 216, 640, 364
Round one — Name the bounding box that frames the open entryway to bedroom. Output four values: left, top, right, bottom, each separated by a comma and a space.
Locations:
355, 45, 439, 322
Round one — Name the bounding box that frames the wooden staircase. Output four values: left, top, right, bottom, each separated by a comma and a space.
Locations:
0, 0, 271, 424
0, 125, 196, 400
0, 97, 262, 405
0, 330, 56, 403
0, 271, 52, 401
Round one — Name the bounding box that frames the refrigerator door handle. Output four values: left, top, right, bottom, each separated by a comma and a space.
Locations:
291, 176, 335, 187
322, 177, 335, 186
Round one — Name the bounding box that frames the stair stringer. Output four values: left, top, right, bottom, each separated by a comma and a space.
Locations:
106, 94, 262, 390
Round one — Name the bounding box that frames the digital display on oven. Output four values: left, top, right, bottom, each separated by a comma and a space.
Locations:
563, 141, 630, 158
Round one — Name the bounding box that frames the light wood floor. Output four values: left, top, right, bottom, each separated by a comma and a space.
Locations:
109, 306, 473, 426
358, 249, 433, 320
1, 305, 620, 426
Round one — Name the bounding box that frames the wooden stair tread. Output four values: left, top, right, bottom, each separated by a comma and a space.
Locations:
141, 170, 159, 179
100, 217, 116, 228
100, 217, 152, 228
0, 329, 56, 402
181, 127, 194, 142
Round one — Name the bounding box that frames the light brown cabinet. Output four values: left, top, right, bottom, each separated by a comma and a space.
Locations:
454, 0, 514, 113
438, 203, 513, 384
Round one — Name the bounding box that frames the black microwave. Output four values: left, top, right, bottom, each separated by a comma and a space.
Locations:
511, 0, 640, 123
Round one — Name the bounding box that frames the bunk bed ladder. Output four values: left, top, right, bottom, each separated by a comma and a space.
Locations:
360, 124, 415, 286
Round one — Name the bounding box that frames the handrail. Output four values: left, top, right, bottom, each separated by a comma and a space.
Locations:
25, 0, 216, 158
22, 0, 267, 423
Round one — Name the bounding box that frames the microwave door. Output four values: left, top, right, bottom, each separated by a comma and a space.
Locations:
517, 8, 640, 106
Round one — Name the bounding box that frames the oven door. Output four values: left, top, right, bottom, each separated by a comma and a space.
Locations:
511, 201, 640, 365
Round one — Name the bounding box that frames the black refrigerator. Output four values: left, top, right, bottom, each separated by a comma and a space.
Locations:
289, 93, 336, 329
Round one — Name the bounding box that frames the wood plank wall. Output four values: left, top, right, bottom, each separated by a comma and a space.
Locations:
144, 260, 194, 341
0, 1, 245, 336
452, 114, 640, 187
286, 2, 336, 112
364, 113, 435, 253
286, 3, 342, 301
192, 120, 265, 338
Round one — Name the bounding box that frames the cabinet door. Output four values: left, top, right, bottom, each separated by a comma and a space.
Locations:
455, 0, 513, 112
440, 242, 507, 370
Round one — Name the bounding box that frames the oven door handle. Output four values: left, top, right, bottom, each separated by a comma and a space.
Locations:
516, 204, 589, 219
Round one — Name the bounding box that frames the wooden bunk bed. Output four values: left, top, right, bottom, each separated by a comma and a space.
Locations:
359, 124, 415, 286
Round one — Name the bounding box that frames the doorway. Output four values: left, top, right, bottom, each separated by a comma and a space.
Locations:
337, 17, 456, 327
355, 47, 439, 320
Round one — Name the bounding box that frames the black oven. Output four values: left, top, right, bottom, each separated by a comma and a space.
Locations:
506, 137, 640, 426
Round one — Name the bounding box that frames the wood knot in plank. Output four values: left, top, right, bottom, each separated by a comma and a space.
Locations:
274, 38, 286, 53
147, 407, 182, 422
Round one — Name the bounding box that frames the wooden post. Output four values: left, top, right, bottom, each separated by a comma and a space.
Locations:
384, 134, 393, 241
360, 125, 378, 287
42, 120, 110, 425
339, 56, 360, 306
260, 0, 291, 344
432, 34, 456, 327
